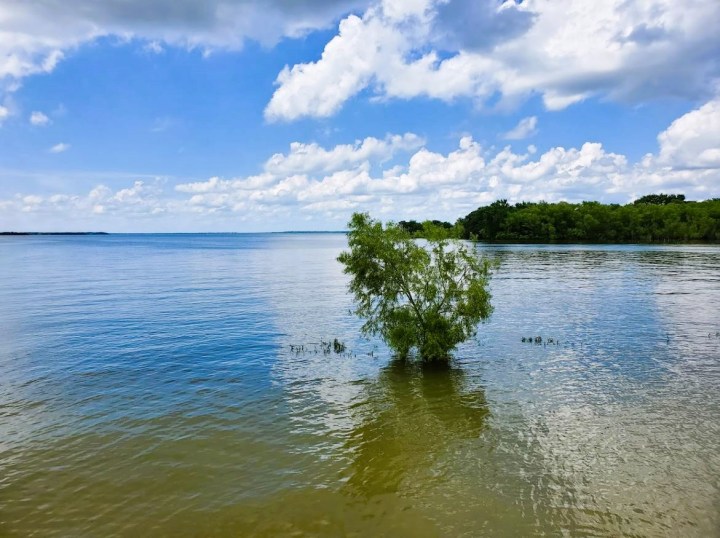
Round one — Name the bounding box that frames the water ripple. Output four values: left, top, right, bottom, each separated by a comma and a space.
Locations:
0, 235, 718, 536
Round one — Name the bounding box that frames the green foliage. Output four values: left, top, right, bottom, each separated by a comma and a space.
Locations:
398, 219, 461, 239
459, 196, 720, 243
397, 219, 424, 234
338, 213, 493, 362
633, 193, 686, 205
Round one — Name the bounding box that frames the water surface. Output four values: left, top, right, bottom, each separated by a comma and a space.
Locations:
1, 234, 719, 536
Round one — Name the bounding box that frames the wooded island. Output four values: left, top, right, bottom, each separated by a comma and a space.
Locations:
400, 194, 720, 243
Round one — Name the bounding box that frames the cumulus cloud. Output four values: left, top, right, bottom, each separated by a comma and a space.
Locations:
267, 0, 720, 120
0, 179, 174, 231
265, 133, 424, 175
265, 13, 388, 121
179, 99, 720, 222
0, 105, 8, 123
657, 98, 720, 169
159, 135, 715, 221
0, 0, 371, 82
2, 100, 718, 231
30, 111, 50, 126
4, 0, 718, 122
49, 143, 70, 153
434, 0, 536, 52
502, 116, 538, 140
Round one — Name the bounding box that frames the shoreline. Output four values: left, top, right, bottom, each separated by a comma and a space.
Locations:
0, 232, 109, 236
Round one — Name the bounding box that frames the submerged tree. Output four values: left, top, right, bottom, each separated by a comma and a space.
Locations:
338, 212, 493, 362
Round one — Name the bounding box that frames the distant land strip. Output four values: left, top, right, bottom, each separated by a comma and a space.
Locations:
400, 194, 720, 244
0, 232, 109, 236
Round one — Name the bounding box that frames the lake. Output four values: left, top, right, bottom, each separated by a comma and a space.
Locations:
1, 234, 719, 537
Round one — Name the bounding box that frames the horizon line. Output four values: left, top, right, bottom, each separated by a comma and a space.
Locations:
0, 230, 349, 236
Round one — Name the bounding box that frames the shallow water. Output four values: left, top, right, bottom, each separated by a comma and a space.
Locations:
1, 234, 719, 537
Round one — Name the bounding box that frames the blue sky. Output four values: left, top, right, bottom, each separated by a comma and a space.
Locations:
0, 0, 719, 232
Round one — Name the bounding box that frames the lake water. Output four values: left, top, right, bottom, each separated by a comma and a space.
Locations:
1, 234, 719, 537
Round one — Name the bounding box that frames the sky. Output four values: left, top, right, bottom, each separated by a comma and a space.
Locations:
0, 0, 719, 232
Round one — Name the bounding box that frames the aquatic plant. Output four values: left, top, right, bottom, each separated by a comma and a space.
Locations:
333, 338, 346, 353
289, 338, 352, 356
521, 336, 560, 346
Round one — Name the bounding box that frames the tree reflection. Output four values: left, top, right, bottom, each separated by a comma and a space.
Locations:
342, 359, 490, 499
135, 360, 491, 537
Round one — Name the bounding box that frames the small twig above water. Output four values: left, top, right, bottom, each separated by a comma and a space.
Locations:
289, 338, 351, 357
521, 336, 560, 346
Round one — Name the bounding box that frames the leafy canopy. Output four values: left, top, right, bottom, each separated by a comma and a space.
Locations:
460, 196, 720, 243
338, 212, 493, 361
633, 193, 685, 205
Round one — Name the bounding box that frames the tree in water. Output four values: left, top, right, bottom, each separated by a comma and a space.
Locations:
338, 212, 493, 361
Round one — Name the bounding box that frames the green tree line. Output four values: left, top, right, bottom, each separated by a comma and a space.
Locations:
400, 195, 720, 243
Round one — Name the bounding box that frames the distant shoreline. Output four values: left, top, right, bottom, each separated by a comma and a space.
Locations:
1, 231, 716, 245
275, 230, 347, 234
0, 232, 109, 236
1, 231, 348, 236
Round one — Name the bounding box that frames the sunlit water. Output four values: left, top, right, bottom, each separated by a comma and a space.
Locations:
1, 234, 719, 537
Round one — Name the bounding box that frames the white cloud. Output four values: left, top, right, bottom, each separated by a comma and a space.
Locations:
175, 133, 423, 195
502, 116, 538, 140
143, 41, 164, 55
3, 178, 165, 214
0, 0, 371, 83
182, 101, 720, 223
112, 180, 150, 203
2, 100, 718, 231
381, 0, 432, 21
657, 98, 720, 169
30, 111, 50, 126
265, 133, 424, 175
49, 143, 70, 153
265, 13, 387, 121
4, 0, 718, 123
0, 105, 8, 123
267, 0, 720, 120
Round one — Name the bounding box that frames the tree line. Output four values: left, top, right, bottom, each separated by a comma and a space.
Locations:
399, 194, 720, 243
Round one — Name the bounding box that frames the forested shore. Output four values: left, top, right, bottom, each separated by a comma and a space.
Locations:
400, 194, 720, 243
